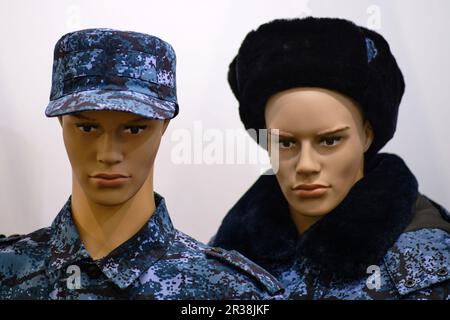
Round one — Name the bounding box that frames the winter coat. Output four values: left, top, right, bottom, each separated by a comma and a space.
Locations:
211, 153, 450, 299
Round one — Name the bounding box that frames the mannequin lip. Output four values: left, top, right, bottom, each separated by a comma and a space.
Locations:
292, 184, 329, 190
292, 184, 329, 198
90, 173, 130, 180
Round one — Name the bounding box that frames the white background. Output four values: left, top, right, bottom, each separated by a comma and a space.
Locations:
1, 0, 449, 242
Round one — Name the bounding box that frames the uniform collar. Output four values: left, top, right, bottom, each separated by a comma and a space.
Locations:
48, 192, 175, 289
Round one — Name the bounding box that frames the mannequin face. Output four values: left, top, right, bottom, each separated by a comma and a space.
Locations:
265, 88, 373, 227
58, 110, 169, 206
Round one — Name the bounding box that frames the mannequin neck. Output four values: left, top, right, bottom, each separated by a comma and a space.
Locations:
71, 171, 156, 260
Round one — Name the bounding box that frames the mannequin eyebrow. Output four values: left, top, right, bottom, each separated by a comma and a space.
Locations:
269, 126, 350, 137
71, 114, 149, 123
317, 125, 350, 136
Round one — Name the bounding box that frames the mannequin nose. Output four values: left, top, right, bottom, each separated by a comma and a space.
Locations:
96, 134, 124, 164
295, 143, 320, 175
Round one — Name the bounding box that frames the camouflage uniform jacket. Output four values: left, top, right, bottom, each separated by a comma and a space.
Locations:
0, 193, 283, 300
211, 153, 450, 299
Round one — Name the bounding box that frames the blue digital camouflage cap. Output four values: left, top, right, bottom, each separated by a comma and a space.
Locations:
45, 28, 179, 119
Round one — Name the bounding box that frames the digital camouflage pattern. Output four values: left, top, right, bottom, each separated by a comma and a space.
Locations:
45, 28, 179, 120
269, 194, 450, 300
276, 227, 450, 299
0, 194, 283, 300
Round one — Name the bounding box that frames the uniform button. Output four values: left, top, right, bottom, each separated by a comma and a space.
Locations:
404, 279, 416, 288
86, 264, 103, 278
436, 267, 448, 277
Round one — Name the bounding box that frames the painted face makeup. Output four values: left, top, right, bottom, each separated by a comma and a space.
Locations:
59, 110, 168, 206
265, 87, 373, 232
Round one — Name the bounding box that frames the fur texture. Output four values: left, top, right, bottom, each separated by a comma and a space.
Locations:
228, 17, 405, 160
212, 153, 419, 282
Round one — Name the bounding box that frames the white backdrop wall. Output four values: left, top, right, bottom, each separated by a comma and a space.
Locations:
1, 0, 449, 242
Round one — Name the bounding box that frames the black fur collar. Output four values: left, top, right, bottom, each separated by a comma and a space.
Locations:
212, 153, 419, 281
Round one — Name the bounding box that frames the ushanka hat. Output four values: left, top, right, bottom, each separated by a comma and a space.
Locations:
228, 17, 405, 160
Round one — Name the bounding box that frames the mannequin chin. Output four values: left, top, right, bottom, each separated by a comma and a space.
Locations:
265, 87, 373, 233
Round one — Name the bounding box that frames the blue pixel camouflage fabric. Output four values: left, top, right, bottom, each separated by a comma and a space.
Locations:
45, 28, 178, 120
275, 227, 450, 299
269, 193, 450, 300
0, 193, 283, 300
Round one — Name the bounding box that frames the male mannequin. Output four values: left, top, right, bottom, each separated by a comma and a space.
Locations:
0, 28, 283, 300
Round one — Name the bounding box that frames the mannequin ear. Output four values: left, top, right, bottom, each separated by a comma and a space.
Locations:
363, 121, 374, 152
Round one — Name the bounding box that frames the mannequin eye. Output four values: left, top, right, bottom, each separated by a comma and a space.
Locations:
278, 139, 296, 149
320, 136, 342, 147
124, 125, 148, 135
76, 124, 98, 133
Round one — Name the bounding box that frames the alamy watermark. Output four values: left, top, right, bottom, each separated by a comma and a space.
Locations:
66, 265, 81, 290
170, 122, 280, 175
366, 265, 381, 290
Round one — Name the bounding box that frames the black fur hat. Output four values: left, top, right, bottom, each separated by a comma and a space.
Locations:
228, 17, 405, 159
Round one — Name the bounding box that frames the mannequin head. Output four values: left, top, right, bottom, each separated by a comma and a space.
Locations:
58, 110, 169, 207
229, 17, 405, 162
265, 87, 373, 230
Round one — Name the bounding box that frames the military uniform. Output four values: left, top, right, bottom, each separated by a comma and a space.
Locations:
0, 193, 283, 299
276, 215, 450, 299
211, 153, 450, 299
212, 17, 449, 299
0, 29, 284, 299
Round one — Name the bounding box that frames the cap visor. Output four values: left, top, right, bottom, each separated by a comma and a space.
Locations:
45, 89, 178, 119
